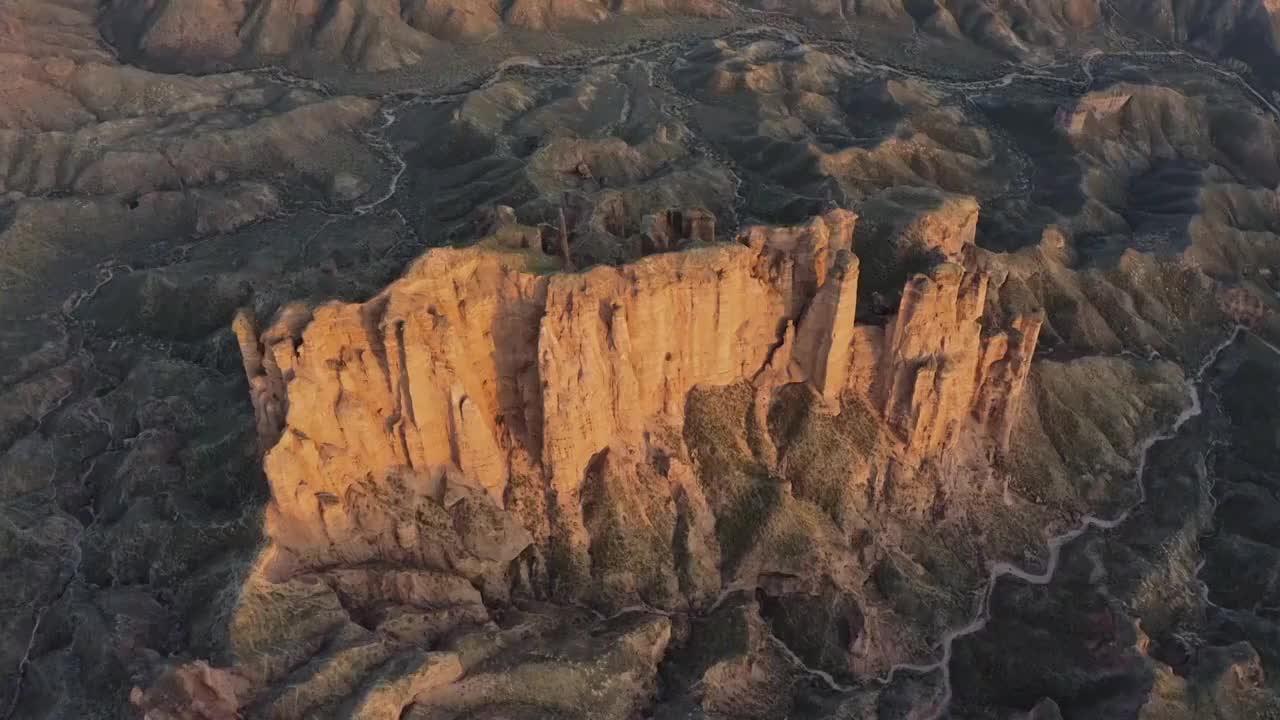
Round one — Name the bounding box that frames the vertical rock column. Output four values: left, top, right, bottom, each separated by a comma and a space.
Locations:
792, 250, 860, 404
876, 263, 989, 453
872, 259, 1041, 458
973, 312, 1045, 451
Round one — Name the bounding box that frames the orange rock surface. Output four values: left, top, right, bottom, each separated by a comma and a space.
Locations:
236, 205, 1041, 594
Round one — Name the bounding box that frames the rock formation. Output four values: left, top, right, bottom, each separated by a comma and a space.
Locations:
204, 203, 1050, 716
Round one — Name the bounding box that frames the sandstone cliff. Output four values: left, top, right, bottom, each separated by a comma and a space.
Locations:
875, 261, 1041, 455
234, 205, 1041, 611
131, 184, 1236, 718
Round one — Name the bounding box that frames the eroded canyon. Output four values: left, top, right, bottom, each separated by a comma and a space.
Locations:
3, 0, 1280, 719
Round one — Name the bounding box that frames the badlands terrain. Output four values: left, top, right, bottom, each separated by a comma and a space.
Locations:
3, 0, 1280, 718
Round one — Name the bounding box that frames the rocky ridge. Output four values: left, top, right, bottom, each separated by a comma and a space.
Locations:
160, 200, 1111, 719
142, 157, 1278, 717
235, 203, 1040, 588
123, 203, 1047, 718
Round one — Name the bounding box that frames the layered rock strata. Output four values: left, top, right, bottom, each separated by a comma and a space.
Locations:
234, 207, 1042, 607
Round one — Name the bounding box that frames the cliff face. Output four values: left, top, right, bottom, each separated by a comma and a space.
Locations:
149, 190, 1231, 720
875, 261, 1042, 456
235, 205, 1041, 609
536, 245, 794, 576
235, 249, 548, 578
